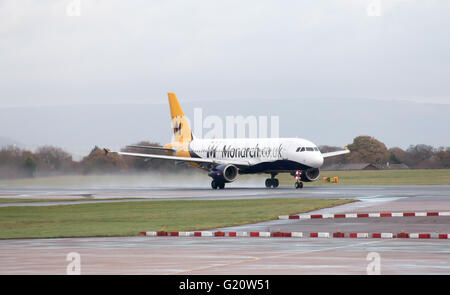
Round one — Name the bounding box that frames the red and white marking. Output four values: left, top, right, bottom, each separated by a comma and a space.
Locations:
138, 231, 449, 239
279, 211, 450, 220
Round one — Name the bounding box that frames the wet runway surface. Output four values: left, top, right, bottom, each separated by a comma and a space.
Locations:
0, 185, 449, 274
0, 237, 449, 274
1, 185, 449, 206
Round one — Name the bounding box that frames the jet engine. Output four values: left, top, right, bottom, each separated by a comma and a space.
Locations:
208, 164, 239, 183
300, 168, 320, 182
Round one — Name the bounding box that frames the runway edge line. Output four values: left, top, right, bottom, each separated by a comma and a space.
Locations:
279, 211, 450, 220
138, 231, 449, 239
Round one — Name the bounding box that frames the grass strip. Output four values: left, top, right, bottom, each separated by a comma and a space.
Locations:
0, 198, 354, 239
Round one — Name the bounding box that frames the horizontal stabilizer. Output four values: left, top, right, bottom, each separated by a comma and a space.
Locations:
126, 145, 175, 153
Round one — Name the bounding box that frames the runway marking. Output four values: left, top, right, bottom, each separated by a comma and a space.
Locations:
280, 211, 450, 220
166, 255, 260, 275
140, 231, 450, 239
264, 240, 386, 259
166, 239, 386, 275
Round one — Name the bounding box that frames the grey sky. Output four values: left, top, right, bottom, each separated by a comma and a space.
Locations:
1, 0, 450, 107
0, 1, 449, 157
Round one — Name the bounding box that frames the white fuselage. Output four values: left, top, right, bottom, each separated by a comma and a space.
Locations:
188, 137, 324, 172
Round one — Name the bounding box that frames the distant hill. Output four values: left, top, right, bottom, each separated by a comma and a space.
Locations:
0, 98, 448, 158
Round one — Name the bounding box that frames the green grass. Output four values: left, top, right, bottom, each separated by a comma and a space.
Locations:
0, 198, 145, 204
0, 198, 87, 204
0, 198, 353, 239
279, 169, 450, 186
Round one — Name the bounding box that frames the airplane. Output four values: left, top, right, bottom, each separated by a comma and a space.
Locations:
107, 93, 350, 189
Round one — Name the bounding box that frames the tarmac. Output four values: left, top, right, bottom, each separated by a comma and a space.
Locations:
0, 185, 449, 274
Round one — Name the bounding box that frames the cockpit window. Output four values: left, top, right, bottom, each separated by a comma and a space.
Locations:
306, 147, 314, 151
314, 147, 319, 151
296, 147, 305, 152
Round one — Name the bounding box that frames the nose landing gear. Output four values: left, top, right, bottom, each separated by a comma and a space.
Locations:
295, 181, 303, 189
294, 170, 303, 189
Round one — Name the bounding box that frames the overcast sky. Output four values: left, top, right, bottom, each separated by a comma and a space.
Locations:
1, 0, 449, 107
0, 1, 449, 156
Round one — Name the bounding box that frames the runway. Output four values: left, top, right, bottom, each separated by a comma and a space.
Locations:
0, 185, 449, 206
0, 237, 448, 275
0, 184, 449, 274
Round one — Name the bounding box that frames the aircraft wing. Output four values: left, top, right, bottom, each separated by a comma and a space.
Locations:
107, 150, 251, 167
126, 145, 176, 153
321, 149, 350, 158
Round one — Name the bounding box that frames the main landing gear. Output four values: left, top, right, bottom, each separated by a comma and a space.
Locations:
211, 180, 225, 190
294, 170, 303, 189
265, 173, 279, 188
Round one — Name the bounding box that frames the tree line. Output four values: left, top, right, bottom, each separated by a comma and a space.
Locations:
321, 136, 450, 169
0, 142, 191, 179
0, 136, 449, 179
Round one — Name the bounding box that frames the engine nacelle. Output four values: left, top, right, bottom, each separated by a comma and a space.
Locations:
208, 164, 239, 183
300, 168, 320, 182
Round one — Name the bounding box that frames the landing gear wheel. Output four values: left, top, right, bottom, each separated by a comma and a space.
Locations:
295, 181, 303, 189
273, 179, 279, 188
211, 180, 218, 189
218, 182, 225, 189
265, 178, 279, 188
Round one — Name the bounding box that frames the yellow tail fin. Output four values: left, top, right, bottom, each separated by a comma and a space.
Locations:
168, 92, 193, 143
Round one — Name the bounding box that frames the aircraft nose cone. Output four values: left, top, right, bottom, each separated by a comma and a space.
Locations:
311, 154, 324, 168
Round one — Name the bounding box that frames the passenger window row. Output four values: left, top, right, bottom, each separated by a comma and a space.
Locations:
296, 147, 319, 152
